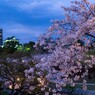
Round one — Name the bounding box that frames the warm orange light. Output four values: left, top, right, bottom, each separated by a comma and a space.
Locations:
9, 85, 12, 89
17, 78, 20, 81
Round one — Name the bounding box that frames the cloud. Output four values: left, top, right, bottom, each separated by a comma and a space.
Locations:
1, 0, 70, 13
4, 0, 95, 15
1, 23, 48, 43
1, 0, 94, 13
6, 24, 46, 37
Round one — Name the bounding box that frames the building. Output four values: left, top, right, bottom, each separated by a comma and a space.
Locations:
0, 29, 3, 46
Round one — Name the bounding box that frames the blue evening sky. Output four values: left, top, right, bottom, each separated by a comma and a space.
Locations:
0, 0, 94, 43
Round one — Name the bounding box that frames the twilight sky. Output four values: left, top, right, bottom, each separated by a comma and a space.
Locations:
0, 0, 94, 43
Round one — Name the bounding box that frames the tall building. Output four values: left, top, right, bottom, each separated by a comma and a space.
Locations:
0, 29, 3, 46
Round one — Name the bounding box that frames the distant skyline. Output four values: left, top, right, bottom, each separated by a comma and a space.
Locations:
0, 0, 94, 43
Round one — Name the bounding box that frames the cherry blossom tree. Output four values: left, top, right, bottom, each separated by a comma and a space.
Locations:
0, 53, 55, 95
34, 0, 95, 91
0, 54, 44, 95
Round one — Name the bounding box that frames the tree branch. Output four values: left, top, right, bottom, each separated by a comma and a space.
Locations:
85, 33, 95, 38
